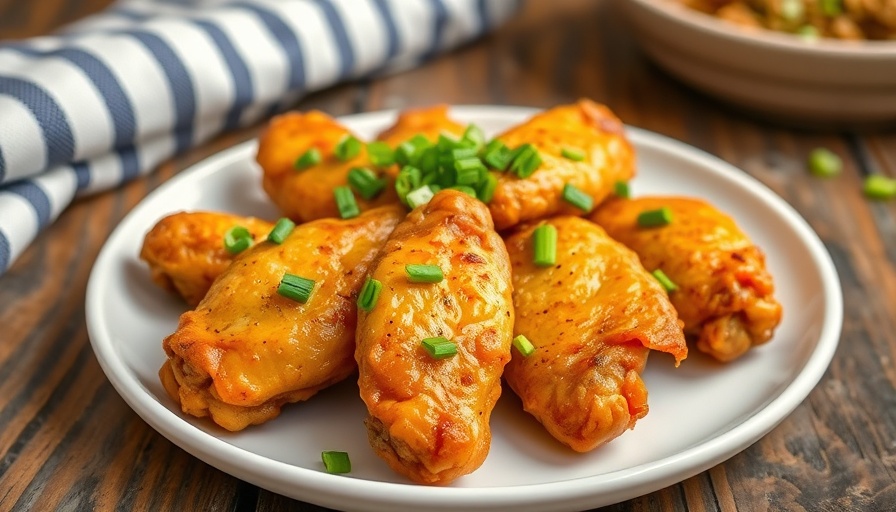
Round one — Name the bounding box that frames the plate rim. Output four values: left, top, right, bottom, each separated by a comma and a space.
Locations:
85, 105, 843, 511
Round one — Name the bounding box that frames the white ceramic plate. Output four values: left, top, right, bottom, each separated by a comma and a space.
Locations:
86, 107, 842, 512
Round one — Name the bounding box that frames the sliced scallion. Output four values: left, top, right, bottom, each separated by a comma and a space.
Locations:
357, 277, 383, 312
863, 175, 896, 200
561, 147, 586, 162
808, 148, 842, 178
334, 186, 360, 219
294, 148, 322, 170
420, 336, 457, 359
224, 226, 252, 254
512, 334, 536, 357
532, 224, 557, 267
267, 218, 295, 245
366, 141, 395, 167
334, 135, 362, 161
405, 264, 443, 283
637, 207, 673, 228
561, 183, 594, 212
277, 273, 316, 303
348, 167, 386, 200
614, 181, 631, 199
652, 269, 678, 293
406, 185, 435, 209
321, 451, 351, 474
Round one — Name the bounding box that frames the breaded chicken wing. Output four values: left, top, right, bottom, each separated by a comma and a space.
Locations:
488, 99, 635, 230
159, 206, 404, 431
375, 104, 466, 147
504, 217, 687, 452
355, 190, 514, 485
139, 211, 273, 307
256, 111, 398, 222
591, 197, 782, 362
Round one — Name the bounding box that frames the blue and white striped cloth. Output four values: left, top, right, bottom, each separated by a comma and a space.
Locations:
0, 0, 521, 276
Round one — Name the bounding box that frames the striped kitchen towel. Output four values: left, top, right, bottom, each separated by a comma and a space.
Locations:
0, 0, 522, 276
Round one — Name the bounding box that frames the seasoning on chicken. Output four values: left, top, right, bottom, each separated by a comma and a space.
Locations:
503, 216, 687, 452
591, 196, 783, 362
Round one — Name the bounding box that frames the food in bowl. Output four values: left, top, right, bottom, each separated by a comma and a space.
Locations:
680, 0, 896, 40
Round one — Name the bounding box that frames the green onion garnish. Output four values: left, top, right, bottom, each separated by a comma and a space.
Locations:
396, 135, 431, 166
614, 181, 631, 199
637, 207, 673, 227
366, 141, 395, 167
396, 165, 422, 203
481, 139, 514, 171
512, 334, 536, 357
277, 273, 316, 303
454, 158, 486, 185
405, 264, 443, 283
863, 175, 896, 200
461, 124, 486, 150
407, 185, 435, 209
808, 148, 842, 178
532, 224, 557, 267
450, 185, 477, 197
294, 148, 322, 170
477, 173, 498, 204
321, 451, 351, 474
561, 147, 586, 162
420, 336, 458, 359
357, 277, 383, 312
510, 144, 542, 178
334, 186, 360, 219
652, 269, 678, 293
819, 0, 842, 17
224, 226, 252, 254
348, 167, 386, 200
334, 135, 362, 161
267, 218, 295, 245
561, 183, 594, 212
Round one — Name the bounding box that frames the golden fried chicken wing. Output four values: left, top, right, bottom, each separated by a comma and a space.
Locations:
355, 190, 514, 485
488, 99, 635, 230
591, 197, 783, 362
256, 111, 398, 222
375, 104, 466, 147
139, 211, 273, 307
159, 206, 404, 431
503, 216, 687, 452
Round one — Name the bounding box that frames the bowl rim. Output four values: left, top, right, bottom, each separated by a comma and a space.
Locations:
625, 0, 896, 57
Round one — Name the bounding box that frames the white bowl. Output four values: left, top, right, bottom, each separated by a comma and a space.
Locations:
618, 0, 896, 127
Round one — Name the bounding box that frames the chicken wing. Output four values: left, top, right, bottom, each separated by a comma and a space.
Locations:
159, 205, 404, 431
256, 110, 398, 223
591, 196, 783, 362
375, 104, 466, 147
355, 190, 514, 485
140, 211, 273, 307
488, 99, 635, 230
503, 216, 687, 452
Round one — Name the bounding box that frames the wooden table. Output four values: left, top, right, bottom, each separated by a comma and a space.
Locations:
2, 0, 895, 510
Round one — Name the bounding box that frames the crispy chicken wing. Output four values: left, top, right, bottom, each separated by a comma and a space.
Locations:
355, 190, 514, 485
504, 216, 687, 452
488, 99, 635, 230
139, 211, 273, 307
375, 104, 466, 147
159, 206, 404, 431
591, 197, 783, 362
256, 111, 398, 222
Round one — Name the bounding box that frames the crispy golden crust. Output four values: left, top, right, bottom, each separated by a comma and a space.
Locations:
504, 217, 686, 452
375, 105, 466, 147
139, 211, 274, 307
256, 111, 398, 223
591, 196, 783, 362
488, 99, 635, 230
355, 190, 514, 485
161, 206, 404, 431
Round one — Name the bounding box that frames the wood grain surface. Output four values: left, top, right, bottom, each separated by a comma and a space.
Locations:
2, 0, 895, 510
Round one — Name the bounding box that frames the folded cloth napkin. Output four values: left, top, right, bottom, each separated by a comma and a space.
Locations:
0, 0, 521, 276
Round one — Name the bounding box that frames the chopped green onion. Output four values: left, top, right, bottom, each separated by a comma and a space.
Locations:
450, 185, 477, 197
450, 147, 479, 161
781, 0, 803, 21
224, 226, 252, 254
405, 264, 443, 283
561, 183, 594, 212
294, 148, 322, 170
808, 148, 842, 178
334, 135, 362, 161
476, 172, 498, 203
510, 144, 542, 178
454, 158, 486, 185
366, 141, 395, 167
798, 25, 819, 40
819, 0, 842, 17
532, 224, 557, 267
267, 218, 295, 244
652, 269, 678, 293
614, 181, 631, 199
436, 133, 461, 151
637, 207, 673, 227
396, 165, 422, 201
277, 273, 316, 303
334, 186, 360, 219
407, 185, 435, 209
396, 135, 431, 166
561, 147, 586, 162
348, 167, 386, 200
461, 124, 486, 149
420, 336, 457, 359
863, 175, 896, 200
418, 146, 440, 174
357, 277, 383, 312
321, 451, 351, 474
512, 334, 536, 357
481, 139, 514, 171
